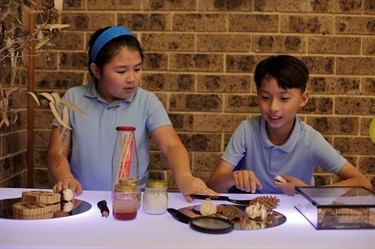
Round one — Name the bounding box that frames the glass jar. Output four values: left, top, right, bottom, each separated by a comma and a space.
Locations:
120, 178, 141, 210
112, 183, 138, 220
112, 126, 139, 184
112, 126, 140, 206
143, 180, 168, 215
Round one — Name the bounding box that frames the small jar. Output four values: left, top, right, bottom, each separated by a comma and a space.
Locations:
112, 184, 138, 220
143, 180, 168, 215
120, 178, 141, 210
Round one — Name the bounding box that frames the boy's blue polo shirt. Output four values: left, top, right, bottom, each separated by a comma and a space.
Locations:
222, 116, 346, 194
55, 83, 172, 191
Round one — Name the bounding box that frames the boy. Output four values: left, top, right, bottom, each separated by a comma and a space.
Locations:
206, 55, 372, 195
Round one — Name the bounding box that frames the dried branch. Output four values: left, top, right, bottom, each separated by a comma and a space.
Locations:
0, 0, 69, 127
27, 91, 88, 152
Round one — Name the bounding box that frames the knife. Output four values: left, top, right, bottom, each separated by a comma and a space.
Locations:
191, 194, 251, 205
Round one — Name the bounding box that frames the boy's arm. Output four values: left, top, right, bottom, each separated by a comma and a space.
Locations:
330, 161, 372, 190
206, 160, 237, 192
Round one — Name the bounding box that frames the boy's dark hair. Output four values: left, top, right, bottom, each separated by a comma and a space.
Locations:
87, 26, 144, 82
254, 55, 309, 92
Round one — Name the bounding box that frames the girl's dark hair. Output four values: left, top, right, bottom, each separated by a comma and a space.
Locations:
87, 26, 144, 82
254, 55, 309, 92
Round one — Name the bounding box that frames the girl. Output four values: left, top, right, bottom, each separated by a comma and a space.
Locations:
47, 26, 216, 202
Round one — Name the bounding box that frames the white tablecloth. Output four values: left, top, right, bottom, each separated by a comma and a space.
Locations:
0, 188, 374, 249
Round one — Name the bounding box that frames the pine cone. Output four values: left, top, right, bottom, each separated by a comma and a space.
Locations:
249, 196, 280, 212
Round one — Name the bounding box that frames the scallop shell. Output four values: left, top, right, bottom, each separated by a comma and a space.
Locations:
200, 198, 217, 216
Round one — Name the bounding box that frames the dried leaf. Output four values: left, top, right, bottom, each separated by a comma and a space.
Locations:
4, 116, 9, 126
51, 92, 61, 109
22, 3, 36, 14
370, 117, 375, 144
35, 38, 51, 50
49, 102, 71, 130
1, 9, 10, 22
59, 128, 70, 154
59, 126, 67, 141
36, 24, 70, 31
0, 87, 7, 127
6, 38, 17, 85
6, 87, 18, 95
62, 105, 69, 126
59, 136, 66, 154
60, 98, 87, 115
36, 30, 45, 41
9, 109, 18, 125
54, 0, 64, 14
12, 12, 24, 26
27, 92, 40, 106
39, 92, 55, 105
58, 106, 69, 142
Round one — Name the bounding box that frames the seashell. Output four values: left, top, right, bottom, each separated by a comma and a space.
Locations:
60, 189, 74, 202
245, 203, 267, 221
200, 198, 217, 216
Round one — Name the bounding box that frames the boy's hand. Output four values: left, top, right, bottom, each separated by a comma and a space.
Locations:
232, 170, 263, 193
274, 175, 308, 196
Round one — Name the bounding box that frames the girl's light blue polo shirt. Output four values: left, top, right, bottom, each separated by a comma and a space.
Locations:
222, 116, 347, 194
56, 83, 172, 191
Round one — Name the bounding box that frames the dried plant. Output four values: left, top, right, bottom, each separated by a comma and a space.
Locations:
28, 91, 87, 152
370, 117, 375, 144
0, 0, 69, 127
0, 86, 18, 127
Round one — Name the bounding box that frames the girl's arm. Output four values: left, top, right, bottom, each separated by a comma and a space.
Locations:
151, 125, 217, 202
46, 126, 83, 196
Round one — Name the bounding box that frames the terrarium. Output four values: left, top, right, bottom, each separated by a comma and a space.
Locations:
295, 186, 375, 229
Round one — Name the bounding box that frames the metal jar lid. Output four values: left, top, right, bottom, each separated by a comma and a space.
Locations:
146, 180, 167, 189
115, 183, 137, 193
119, 178, 139, 186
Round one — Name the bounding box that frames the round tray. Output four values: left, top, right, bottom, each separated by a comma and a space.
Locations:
0, 197, 92, 220
176, 204, 286, 230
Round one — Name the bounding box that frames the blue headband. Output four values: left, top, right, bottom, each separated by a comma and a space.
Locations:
90, 26, 134, 62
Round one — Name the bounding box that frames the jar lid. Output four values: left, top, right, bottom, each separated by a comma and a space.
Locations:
116, 126, 136, 131
119, 178, 139, 186
115, 184, 137, 193
146, 180, 167, 189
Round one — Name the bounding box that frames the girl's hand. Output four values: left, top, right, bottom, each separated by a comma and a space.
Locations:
53, 178, 83, 197
177, 176, 218, 203
274, 175, 308, 196
232, 170, 263, 193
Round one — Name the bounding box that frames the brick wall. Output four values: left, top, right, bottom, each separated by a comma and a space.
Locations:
1, 0, 374, 191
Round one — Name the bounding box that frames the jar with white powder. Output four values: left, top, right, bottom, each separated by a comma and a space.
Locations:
143, 180, 168, 215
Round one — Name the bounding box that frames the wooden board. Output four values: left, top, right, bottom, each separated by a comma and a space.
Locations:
13, 202, 60, 219
22, 191, 61, 204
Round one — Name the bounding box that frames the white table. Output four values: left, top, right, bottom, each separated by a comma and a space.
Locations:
0, 188, 374, 249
